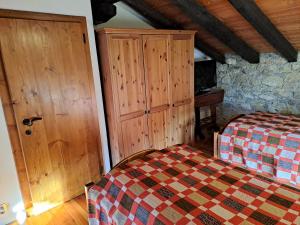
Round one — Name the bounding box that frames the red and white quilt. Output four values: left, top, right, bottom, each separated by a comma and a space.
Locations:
88, 144, 300, 225
220, 112, 300, 187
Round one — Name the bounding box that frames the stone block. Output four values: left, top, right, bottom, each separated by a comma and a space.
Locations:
262, 76, 283, 87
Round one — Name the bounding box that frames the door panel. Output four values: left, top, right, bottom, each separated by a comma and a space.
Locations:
143, 35, 171, 149
108, 34, 147, 117
143, 35, 170, 110
0, 18, 101, 206
120, 115, 149, 160
171, 35, 194, 104
148, 110, 170, 149
170, 103, 194, 146
170, 34, 194, 146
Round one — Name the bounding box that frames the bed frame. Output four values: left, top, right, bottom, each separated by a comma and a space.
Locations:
213, 114, 245, 158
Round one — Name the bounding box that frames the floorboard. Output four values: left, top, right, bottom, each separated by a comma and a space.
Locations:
191, 129, 214, 155
10, 195, 88, 225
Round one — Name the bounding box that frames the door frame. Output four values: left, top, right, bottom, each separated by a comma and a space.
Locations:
0, 9, 101, 208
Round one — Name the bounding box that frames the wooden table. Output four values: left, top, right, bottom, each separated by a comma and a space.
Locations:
195, 88, 224, 139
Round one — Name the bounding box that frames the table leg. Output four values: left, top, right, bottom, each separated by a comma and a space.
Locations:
195, 107, 205, 139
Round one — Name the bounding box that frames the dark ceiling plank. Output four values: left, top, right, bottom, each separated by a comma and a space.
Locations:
101, 0, 120, 3
121, 0, 225, 63
229, 0, 298, 62
91, 0, 117, 24
171, 0, 259, 63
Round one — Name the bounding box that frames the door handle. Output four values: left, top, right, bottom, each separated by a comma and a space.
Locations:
23, 117, 43, 126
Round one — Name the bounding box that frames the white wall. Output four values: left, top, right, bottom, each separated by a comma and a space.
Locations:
0, 99, 25, 225
0, 0, 111, 174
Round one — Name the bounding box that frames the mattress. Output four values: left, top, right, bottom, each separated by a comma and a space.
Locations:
88, 144, 300, 225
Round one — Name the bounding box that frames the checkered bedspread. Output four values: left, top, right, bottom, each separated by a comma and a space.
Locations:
88, 144, 300, 225
220, 112, 300, 187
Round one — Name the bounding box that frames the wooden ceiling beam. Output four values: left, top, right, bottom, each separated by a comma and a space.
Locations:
122, 0, 177, 29
121, 0, 226, 63
172, 0, 260, 63
229, 0, 298, 62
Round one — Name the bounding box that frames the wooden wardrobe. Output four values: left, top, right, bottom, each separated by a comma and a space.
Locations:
97, 28, 195, 166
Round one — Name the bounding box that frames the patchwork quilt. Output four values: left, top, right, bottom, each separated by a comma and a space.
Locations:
88, 144, 300, 225
220, 112, 300, 187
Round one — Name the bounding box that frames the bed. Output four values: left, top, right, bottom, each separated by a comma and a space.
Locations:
87, 144, 300, 225
214, 112, 300, 188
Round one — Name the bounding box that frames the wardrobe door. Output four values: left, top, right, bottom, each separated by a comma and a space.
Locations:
108, 34, 149, 163
170, 34, 194, 145
143, 35, 171, 149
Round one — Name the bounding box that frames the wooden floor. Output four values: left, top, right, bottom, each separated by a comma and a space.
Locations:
11, 195, 88, 225
191, 128, 215, 155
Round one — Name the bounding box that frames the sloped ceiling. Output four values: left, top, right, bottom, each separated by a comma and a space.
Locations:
143, 0, 300, 54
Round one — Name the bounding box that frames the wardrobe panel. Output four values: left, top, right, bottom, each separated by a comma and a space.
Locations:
108, 34, 147, 117
171, 35, 194, 105
120, 115, 149, 160
143, 35, 171, 149
170, 103, 194, 145
148, 110, 170, 149
143, 35, 170, 110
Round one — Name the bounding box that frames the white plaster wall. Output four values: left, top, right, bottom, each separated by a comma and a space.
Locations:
0, 99, 24, 225
0, 0, 111, 175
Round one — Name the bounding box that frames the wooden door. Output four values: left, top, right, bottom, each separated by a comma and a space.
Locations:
170, 34, 194, 145
108, 34, 149, 164
0, 18, 101, 206
143, 35, 171, 149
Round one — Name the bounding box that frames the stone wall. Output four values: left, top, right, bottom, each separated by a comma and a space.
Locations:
217, 52, 300, 126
